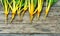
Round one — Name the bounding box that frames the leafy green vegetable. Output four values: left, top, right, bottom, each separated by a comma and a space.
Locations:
45, 0, 57, 18
1, 0, 58, 23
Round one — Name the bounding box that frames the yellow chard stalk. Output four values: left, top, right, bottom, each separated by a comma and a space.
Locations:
45, 0, 52, 18
23, 0, 28, 11
3, 0, 9, 23
7, 0, 20, 23
37, 0, 43, 20
10, 0, 19, 23
17, 0, 22, 19
21, 0, 28, 18
10, 0, 16, 23
45, 0, 57, 18
28, 0, 34, 22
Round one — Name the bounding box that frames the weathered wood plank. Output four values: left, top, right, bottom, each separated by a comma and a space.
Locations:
0, 34, 58, 36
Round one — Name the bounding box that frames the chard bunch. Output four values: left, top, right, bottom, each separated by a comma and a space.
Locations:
1, 0, 57, 23
2, 0, 21, 23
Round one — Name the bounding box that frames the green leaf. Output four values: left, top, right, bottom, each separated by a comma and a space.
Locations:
48, 0, 57, 4
33, 0, 37, 7
2, 0, 25, 7
21, 0, 25, 7
2, 0, 4, 5
15, 0, 19, 4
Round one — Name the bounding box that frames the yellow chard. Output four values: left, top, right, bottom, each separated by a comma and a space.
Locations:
10, 0, 19, 23
17, 0, 22, 19
10, 0, 16, 23
23, 0, 28, 11
2, 0, 9, 23
45, 0, 57, 18
28, 0, 34, 22
21, 0, 28, 18
45, 0, 52, 18
37, 0, 43, 20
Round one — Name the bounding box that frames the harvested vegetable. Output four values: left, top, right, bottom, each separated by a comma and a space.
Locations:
17, 0, 22, 20
45, 0, 57, 18
9, 0, 20, 23
37, 0, 44, 20
1, 0, 57, 23
21, 0, 28, 18
17, 0, 25, 20
2, 0, 9, 23
28, 0, 35, 22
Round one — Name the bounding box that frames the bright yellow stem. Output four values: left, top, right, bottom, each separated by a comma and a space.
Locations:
23, 0, 28, 11
37, 0, 43, 19
10, 12, 15, 23
45, 0, 51, 18
45, 4, 51, 17
21, 0, 28, 18
29, 0, 34, 22
10, 0, 19, 23
10, 0, 16, 23
17, 0, 22, 20
6, 0, 19, 23
4, 0, 9, 24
